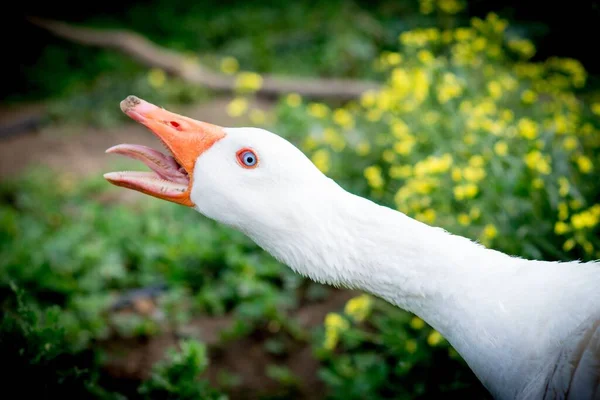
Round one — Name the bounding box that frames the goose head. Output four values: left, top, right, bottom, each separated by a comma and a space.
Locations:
105, 95, 339, 244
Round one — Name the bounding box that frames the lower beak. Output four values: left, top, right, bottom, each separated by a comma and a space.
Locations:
104, 95, 226, 206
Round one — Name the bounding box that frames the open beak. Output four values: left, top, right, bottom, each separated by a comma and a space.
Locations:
104, 95, 226, 207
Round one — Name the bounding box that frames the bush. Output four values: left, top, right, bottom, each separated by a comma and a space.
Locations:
138, 339, 227, 400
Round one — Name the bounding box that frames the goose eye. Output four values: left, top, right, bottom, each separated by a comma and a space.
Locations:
237, 149, 258, 168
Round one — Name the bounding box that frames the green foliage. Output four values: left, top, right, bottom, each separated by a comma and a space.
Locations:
0, 284, 119, 399
0, 169, 315, 350
265, 12, 600, 264
313, 297, 489, 399
138, 339, 227, 400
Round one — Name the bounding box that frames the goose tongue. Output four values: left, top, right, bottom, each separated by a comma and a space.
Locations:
105, 144, 189, 185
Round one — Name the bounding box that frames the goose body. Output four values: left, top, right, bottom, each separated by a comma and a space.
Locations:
105, 96, 600, 399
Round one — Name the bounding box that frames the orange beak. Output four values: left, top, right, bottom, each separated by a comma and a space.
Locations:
104, 96, 226, 207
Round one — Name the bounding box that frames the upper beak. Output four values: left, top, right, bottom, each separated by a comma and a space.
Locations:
104, 95, 226, 207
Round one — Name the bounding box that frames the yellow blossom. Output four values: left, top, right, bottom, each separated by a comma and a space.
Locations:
487, 81, 503, 99
427, 330, 444, 346
563, 238, 576, 252
344, 294, 372, 322
360, 90, 377, 108
558, 177, 570, 197
518, 118, 539, 140
227, 97, 248, 117
483, 224, 498, 239
591, 103, 600, 116
410, 316, 425, 329
451, 167, 462, 181
521, 90, 538, 104
364, 165, 385, 190
416, 208, 437, 224
405, 339, 418, 353
524, 150, 551, 174
390, 165, 413, 179
323, 312, 349, 350
286, 93, 302, 108
393, 138, 416, 155
356, 141, 371, 156
311, 149, 331, 173
249, 109, 266, 124
508, 39, 536, 59
220, 56, 239, 75
558, 202, 569, 221
333, 108, 355, 129
554, 221, 570, 235
576, 155, 593, 173
562, 136, 578, 151
438, 0, 464, 13
308, 102, 329, 119
458, 213, 471, 226
494, 141, 508, 156
235, 71, 263, 92
383, 150, 396, 163
418, 50, 435, 64
470, 207, 481, 220
147, 68, 166, 88
532, 178, 544, 189
469, 155, 485, 167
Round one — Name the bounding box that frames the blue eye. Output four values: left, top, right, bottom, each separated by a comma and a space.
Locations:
238, 149, 258, 168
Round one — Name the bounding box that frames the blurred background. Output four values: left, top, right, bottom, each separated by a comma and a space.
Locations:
1, 0, 599, 399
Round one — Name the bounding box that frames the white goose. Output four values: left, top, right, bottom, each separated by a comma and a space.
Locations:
105, 95, 600, 400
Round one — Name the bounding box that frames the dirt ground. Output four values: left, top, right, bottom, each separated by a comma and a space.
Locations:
1, 96, 354, 399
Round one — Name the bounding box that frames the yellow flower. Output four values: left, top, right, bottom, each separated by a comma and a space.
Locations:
220, 56, 239, 75
323, 128, 346, 152
470, 207, 481, 220
521, 90, 538, 104
386, 52, 403, 66
508, 39, 536, 59
483, 224, 498, 239
332, 109, 355, 129
571, 208, 599, 230
518, 118, 539, 140
563, 238, 576, 252
325, 312, 349, 331
532, 178, 544, 189
524, 150, 551, 175
405, 339, 418, 353
360, 90, 377, 108
390, 165, 413, 179
558, 202, 569, 221
235, 71, 263, 93
458, 213, 471, 226
416, 208, 437, 224
364, 165, 385, 190
576, 155, 593, 173
494, 141, 508, 156
286, 93, 302, 108
410, 316, 425, 329
249, 109, 266, 125
438, 0, 464, 13
417, 50, 435, 64
227, 97, 248, 117
453, 184, 478, 200
468, 155, 485, 168
554, 221, 570, 235
308, 103, 329, 119
393, 138, 416, 155
427, 330, 444, 346
311, 149, 331, 173
463, 166, 486, 182
451, 167, 462, 182
562, 136, 578, 151
356, 141, 371, 156
591, 103, 600, 116
383, 150, 396, 163
558, 176, 570, 197
344, 294, 372, 322
487, 81, 503, 99
147, 68, 166, 88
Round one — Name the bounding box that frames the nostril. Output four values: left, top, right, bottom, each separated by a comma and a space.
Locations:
169, 121, 181, 129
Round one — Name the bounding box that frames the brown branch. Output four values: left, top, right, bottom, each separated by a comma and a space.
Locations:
28, 17, 381, 101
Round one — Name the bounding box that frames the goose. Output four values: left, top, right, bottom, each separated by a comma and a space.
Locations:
104, 95, 600, 400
